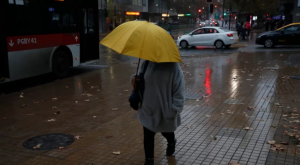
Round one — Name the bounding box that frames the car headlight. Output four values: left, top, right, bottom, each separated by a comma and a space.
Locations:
257, 35, 264, 38
178, 36, 182, 40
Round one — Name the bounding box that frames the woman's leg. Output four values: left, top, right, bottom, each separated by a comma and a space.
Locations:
161, 132, 175, 144
143, 127, 156, 159
161, 132, 176, 156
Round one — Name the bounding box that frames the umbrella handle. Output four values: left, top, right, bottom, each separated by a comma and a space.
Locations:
132, 58, 141, 91
135, 58, 141, 77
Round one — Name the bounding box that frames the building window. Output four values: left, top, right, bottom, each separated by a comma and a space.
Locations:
142, 0, 146, 6
8, 0, 25, 5
15, 0, 24, 5
132, 0, 142, 6
132, 0, 137, 5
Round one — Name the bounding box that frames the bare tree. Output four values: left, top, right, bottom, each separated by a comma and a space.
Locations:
225, 0, 280, 16
173, 0, 189, 13
165, 0, 174, 14
248, 0, 280, 16
164, 0, 174, 22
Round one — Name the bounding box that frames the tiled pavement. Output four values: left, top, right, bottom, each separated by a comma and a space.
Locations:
0, 51, 300, 165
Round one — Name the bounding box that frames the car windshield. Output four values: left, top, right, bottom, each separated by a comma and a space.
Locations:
187, 29, 197, 34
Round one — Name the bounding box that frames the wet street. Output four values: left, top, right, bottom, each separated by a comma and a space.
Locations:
1, 38, 300, 165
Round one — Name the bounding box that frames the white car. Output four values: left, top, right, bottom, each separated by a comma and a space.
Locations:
177, 27, 239, 49
199, 21, 206, 27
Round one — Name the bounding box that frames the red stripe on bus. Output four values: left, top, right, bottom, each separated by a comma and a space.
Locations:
7, 33, 80, 52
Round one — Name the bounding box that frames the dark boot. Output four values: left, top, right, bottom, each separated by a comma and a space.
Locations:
166, 139, 177, 156
144, 158, 154, 165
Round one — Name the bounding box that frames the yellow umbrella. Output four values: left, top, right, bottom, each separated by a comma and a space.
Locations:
100, 21, 181, 63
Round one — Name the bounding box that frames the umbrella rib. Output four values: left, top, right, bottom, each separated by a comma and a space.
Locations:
157, 29, 172, 62
138, 23, 148, 60
111, 22, 147, 53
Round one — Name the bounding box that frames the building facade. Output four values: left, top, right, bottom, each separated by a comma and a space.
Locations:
98, 0, 185, 33
148, 0, 178, 23
293, 0, 300, 22
98, 0, 150, 33
279, 0, 295, 24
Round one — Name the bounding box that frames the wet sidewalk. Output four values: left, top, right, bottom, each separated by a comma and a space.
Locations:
1, 51, 300, 165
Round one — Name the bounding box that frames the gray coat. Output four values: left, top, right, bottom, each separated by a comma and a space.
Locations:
133, 61, 185, 132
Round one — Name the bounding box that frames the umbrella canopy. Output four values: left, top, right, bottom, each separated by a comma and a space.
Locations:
100, 21, 182, 63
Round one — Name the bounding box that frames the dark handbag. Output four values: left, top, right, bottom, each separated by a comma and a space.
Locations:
129, 61, 149, 110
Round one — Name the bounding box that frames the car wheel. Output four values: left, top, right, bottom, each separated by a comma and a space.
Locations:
52, 49, 71, 78
264, 39, 274, 48
180, 40, 189, 49
225, 45, 231, 49
215, 40, 224, 49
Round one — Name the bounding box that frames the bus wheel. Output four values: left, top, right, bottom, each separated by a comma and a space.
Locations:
52, 49, 70, 78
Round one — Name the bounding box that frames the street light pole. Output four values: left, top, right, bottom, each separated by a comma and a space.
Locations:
222, 0, 225, 27
228, 5, 232, 30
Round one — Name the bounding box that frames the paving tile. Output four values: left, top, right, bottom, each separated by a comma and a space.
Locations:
1, 51, 300, 165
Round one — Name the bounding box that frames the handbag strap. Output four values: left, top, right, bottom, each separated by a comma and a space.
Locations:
139, 60, 149, 104
143, 60, 149, 75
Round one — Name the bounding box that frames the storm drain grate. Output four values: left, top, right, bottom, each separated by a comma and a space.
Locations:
23, 133, 74, 150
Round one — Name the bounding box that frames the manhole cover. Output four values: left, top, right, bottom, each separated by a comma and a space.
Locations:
23, 133, 74, 150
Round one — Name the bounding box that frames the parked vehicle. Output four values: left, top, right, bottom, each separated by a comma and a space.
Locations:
205, 20, 220, 27
177, 27, 238, 49
199, 21, 206, 27
256, 23, 300, 48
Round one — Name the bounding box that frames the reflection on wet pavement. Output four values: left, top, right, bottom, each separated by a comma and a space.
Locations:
0, 51, 300, 165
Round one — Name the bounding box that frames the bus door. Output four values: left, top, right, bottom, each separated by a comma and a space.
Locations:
0, 0, 9, 82
80, 8, 99, 63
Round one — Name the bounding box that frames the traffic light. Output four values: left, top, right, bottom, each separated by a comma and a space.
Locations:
198, 9, 202, 13
267, 14, 269, 17
215, 5, 217, 8
224, 12, 227, 16
210, 4, 214, 13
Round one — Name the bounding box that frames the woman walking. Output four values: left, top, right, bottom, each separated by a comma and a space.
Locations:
131, 61, 185, 165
